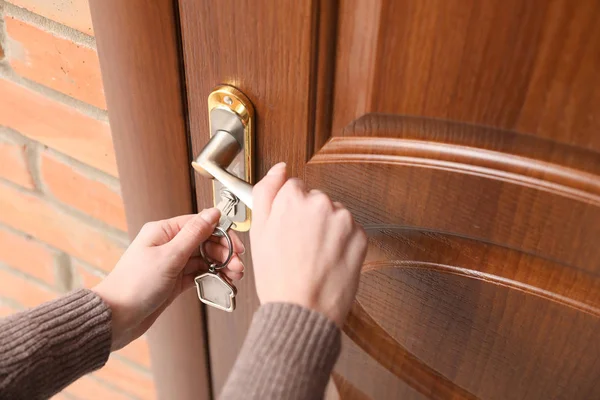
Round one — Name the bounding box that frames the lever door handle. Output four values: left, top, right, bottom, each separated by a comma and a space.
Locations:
192, 85, 255, 231
192, 130, 253, 209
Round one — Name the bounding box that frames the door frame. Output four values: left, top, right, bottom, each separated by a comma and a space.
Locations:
89, 1, 210, 399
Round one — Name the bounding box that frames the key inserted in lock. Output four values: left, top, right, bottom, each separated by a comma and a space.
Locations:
192, 85, 254, 231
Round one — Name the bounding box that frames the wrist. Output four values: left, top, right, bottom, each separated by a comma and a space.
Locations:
92, 283, 136, 351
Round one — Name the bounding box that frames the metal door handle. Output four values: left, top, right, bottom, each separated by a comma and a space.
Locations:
191, 85, 255, 231
192, 129, 253, 209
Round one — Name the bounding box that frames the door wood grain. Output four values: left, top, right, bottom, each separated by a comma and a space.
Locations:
89, 1, 211, 399
179, 0, 600, 398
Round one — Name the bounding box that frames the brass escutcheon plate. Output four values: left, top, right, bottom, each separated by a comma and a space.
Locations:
192, 85, 254, 231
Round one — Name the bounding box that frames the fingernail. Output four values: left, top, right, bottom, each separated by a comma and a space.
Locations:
240, 247, 246, 255
199, 208, 220, 224
267, 162, 286, 175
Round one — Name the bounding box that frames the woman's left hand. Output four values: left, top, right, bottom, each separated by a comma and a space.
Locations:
93, 208, 244, 350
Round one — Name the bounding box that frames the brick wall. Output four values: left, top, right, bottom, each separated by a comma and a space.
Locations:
0, 1, 156, 399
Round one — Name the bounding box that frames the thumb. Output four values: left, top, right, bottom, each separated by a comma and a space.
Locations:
166, 208, 220, 259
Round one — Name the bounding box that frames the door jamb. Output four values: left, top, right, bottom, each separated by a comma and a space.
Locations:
89, 1, 211, 398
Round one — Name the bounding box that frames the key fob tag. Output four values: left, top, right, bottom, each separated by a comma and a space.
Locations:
195, 272, 237, 312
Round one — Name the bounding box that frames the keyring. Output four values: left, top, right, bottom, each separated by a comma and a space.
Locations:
200, 226, 234, 271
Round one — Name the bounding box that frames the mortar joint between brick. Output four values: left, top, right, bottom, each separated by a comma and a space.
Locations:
85, 374, 141, 400
54, 252, 73, 292
3, 3, 96, 50
0, 176, 129, 244
25, 139, 45, 194
71, 257, 108, 279
0, 261, 61, 297
61, 391, 84, 400
0, 220, 65, 257
43, 146, 122, 192
0, 62, 109, 122
111, 353, 154, 376
0, 294, 24, 312
0, 1, 7, 61
46, 195, 130, 242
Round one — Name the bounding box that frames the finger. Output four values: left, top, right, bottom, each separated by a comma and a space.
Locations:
165, 208, 221, 261
136, 214, 196, 246
252, 162, 287, 228
346, 225, 369, 270
181, 274, 198, 294
208, 230, 245, 254
182, 256, 206, 275
333, 201, 344, 210
282, 177, 306, 193
223, 270, 244, 281
189, 231, 245, 259
204, 242, 244, 269
182, 256, 244, 278
224, 256, 245, 273
307, 188, 334, 210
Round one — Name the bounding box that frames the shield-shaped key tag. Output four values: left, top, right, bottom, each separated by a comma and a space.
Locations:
195, 271, 237, 312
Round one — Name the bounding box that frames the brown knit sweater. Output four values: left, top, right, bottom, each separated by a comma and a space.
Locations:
0, 289, 341, 399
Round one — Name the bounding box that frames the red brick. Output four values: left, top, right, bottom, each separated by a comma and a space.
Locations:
7, 0, 94, 35
0, 181, 126, 273
0, 267, 57, 308
94, 356, 156, 400
0, 140, 35, 189
117, 336, 152, 370
4, 16, 106, 109
0, 227, 55, 284
72, 259, 105, 289
41, 151, 127, 231
63, 376, 131, 400
0, 78, 117, 176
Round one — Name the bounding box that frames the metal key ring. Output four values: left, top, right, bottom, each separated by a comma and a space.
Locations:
200, 226, 234, 271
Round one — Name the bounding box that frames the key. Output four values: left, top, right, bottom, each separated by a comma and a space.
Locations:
215, 189, 239, 232
195, 191, 240, 312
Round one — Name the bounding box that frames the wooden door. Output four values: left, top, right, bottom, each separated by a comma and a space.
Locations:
178, 0, 600, 398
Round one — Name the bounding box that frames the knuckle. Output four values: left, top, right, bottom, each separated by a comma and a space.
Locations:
280, 179, 304, 198
335, 208, 355, 230
186, 215, 211, 234
337, 208, 353, 221
312, 194, 333, 211
140, 221, 158, 234
287, 178, 304, 191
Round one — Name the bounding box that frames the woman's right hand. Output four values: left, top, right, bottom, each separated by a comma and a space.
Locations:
250, 162, 368, 327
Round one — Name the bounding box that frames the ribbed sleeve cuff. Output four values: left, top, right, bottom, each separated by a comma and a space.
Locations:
220, 303, 341, 400
0, 289, 112, 399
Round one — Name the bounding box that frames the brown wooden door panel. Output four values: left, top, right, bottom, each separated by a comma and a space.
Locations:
331, 337, 428, 400
333, 0, 600, 151
179, 0, 600, 398
306, 148, 600, 273
347, 229, 600, 399
307, 156, 600, 398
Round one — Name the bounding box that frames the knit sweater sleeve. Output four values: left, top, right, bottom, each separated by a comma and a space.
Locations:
0, 289, 112, 400
220, 303, 341, 400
